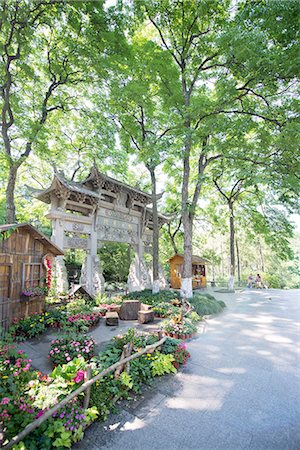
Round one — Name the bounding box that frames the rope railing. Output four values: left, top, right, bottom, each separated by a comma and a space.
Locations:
2, 336, 166, 449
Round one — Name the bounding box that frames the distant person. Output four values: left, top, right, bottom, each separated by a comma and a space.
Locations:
247, 274, 254, 288
256, 274, 262, 288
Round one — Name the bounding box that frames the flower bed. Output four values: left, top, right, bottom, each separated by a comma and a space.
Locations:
0, 347, 98, 449
0, 329, 192, 448
67, 311, 103, 328
49, 335, 96, 365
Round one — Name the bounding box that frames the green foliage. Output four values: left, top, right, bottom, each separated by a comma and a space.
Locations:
161, 337, 182, 355
152, 302, 181, 317
187, 311, 202, 323
150, 352, 177, 376
125, 289, 181, 306
189, 294, 226, 316
99, 243, 132, 283
66, 298, 91, 315
9, 314, 46, 339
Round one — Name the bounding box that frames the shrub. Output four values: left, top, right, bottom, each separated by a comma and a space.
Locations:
189, 294, 226, 316
124, 289, 180, 306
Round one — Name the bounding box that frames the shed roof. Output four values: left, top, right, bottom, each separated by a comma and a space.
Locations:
0, 223, 64, 256
169, 254, 210, 264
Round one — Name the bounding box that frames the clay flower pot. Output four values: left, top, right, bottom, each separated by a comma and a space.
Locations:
172, 361, 180, 369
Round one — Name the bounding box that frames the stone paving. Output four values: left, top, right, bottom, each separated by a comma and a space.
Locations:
74, 288, 300, 450
18, 318, 163, 374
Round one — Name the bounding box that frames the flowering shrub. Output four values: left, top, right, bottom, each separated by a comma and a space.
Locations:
10, 313, 46, 339
0, 344, 38, 443
173, 342, 191, 365
49, 335, 96, 366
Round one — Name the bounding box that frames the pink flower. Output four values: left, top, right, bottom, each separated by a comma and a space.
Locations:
66, 357, 71, 361
1, 397, 10, 405
36, 410, 44, 418
73, 370, 85, 383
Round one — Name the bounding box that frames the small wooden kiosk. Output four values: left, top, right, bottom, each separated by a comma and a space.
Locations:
0, 223, 63, 332
169, 254, 209, 289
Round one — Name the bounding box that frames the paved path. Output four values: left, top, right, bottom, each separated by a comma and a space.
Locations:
77, 289, 300, 450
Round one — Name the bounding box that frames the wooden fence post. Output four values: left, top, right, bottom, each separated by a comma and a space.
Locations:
83, 364, 92, 409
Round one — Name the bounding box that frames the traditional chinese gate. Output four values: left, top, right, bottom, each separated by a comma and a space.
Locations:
33, 166, 168, 294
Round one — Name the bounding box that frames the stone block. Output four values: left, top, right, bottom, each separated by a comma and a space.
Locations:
138, 310, 154, 324
140, 303, 152, 311
105, 311, 119, 326
119, 300, 141, 320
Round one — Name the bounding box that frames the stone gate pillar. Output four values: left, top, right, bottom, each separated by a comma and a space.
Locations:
51, 217, 68, 293
80, 218, 105, 295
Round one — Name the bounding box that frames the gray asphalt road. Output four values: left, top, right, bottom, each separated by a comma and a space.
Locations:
77, 289, 300, 450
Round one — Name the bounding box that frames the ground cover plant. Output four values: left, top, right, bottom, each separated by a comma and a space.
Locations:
189, 294, 226, 316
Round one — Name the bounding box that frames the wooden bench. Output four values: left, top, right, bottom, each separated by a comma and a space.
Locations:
105, 311, 119, 326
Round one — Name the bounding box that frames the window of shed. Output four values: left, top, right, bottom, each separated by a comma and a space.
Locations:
22, 263, 43, 289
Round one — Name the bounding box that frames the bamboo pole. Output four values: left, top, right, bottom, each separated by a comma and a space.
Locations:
3, 336, 166, 450
82, 364, 92, 409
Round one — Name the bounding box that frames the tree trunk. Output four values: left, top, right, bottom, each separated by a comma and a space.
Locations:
181, 210, 193, 298
149, 167, 160, 294
6, 164, 18, 223
228, 202, 235, 290
258, 238, 265, 272
236, 237, 241, 286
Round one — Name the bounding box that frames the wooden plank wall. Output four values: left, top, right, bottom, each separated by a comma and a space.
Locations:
0, 229, 47, 332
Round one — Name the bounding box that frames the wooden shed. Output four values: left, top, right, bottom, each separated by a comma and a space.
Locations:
169, 254, 209, 289
0, 223, 63, 332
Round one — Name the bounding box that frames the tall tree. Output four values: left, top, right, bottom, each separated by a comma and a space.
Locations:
109, 38, 174, 292
0, 1, 91, 222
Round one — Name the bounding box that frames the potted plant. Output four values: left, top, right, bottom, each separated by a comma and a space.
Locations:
20, 287, 47, 302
